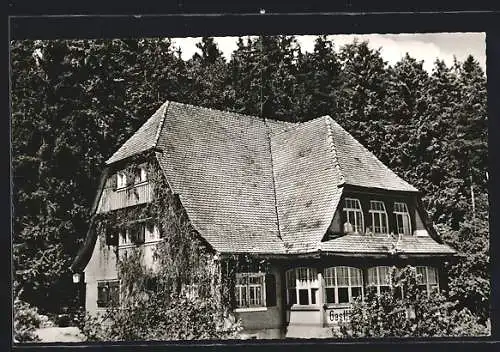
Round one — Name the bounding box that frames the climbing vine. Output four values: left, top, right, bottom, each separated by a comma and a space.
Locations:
80, 151, 275, 340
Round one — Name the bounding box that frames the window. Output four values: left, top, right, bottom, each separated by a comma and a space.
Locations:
117, 172, 127, 189
394, 202, 412, 236
286, 267, 319, 306
369, 201, 388, 234
181, 283, 200, 300
343, 198, 364, 234
134, 167, 147, 184
324, 266, 364, 304
97, 281, 120, 308
235, 273, 265, 308
416, 266, 439, 294
105, 227, 119, 246
145, 223, 160, 242
129, 224, 145, 244
119, 230, 129, 246
119, 224, 146, 246
367, 266, 391, 295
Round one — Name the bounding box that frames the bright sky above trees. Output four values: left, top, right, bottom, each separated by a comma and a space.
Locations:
172, 32, 486, 74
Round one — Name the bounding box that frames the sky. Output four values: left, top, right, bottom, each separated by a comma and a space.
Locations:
171, 32, 486, 74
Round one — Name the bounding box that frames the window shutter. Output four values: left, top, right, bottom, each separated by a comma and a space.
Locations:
265, 274, 277, 307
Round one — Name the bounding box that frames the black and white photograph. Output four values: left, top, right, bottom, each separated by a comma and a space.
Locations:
11, 28, 489, 343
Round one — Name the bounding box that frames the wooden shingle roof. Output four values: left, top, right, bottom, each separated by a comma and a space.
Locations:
106, 101, 169, 165
271, 117, 343, 253
104, 101, 453, 256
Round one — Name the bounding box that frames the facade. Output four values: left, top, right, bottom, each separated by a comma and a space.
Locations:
71, 101, 456, 339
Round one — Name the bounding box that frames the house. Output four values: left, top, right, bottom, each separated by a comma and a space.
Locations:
71, 101, 456, 339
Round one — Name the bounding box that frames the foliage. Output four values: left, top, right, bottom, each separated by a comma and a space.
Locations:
340, 266, 489, 338
79, 160, 242, 341
14, 296, 42, 342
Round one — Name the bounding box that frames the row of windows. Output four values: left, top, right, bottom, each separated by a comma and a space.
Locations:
285, 266, 438, 306
235, 273, 277, 309
116, 166, 148, 190
343, 198, 412, 236
105, 222, 161, 246
96, 266, 438, 309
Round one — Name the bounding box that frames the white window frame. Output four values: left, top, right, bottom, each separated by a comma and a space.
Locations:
144, 223, 160, 243
117, 172, 127, 189
235, 273, 266, 310
119, 229, 130, 246
416, 266, 439, 295
285, 267, 319, 306
343, 198, 364, 234
324, 266, 364, 305
394, 202, 412, 236
369, 201, 389, 235
367, 266, 392, 295
134, 166, 148, 184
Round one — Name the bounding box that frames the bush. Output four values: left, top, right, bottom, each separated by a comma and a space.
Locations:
79, 294, 242, 341
339, 266, 489, 338
14, 297, 42, 343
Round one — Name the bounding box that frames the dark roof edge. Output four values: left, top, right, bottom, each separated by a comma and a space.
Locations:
217, 249, 456, 261
342, 183, 421, 194
263, 118, 284, 242
71, 167, 110, 272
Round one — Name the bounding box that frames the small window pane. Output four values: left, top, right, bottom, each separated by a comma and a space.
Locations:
337, 267, 349, 286
326, 288, 335, 304
338, 287, 349, 303
324, 268, 335, 287
352, 287, 362, 301
311, 288, 318, 305
297, 268, 308, 281
428, 267, 438, 284
367, 267, 378, 286
379, 267, 390, 285
298, 289, 309, 305
416, 267, 426, 284
350, 268, 363, 286
289, 289, 297, 305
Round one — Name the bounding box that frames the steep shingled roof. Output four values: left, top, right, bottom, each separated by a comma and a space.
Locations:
155, 102, 286, 253
270, 117, 343, 253
327, 118, 419, 192
101, 101, 452, 256
106, 101, 169, 165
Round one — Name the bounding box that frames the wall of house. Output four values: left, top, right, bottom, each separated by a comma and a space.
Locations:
84, 234, 118, 316
414, 209, 430, 236
236, 265, 284, 339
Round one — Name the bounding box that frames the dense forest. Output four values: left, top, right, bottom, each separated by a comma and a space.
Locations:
11, 36, 489, 324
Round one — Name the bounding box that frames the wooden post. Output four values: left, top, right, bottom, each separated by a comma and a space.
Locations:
318, 270, 325, 327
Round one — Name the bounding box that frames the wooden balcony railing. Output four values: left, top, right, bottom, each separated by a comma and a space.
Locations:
97, 182, 153, 213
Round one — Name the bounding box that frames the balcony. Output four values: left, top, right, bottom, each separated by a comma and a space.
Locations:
97, 182, 153, 213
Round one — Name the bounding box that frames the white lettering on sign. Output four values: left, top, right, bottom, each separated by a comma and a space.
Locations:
327, 308, 351, 324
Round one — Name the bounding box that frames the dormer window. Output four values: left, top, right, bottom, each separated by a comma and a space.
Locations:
343, 198, 364, 234
117, 172, 127, 189
369, 201, 388, 235
394, 202, 412, 235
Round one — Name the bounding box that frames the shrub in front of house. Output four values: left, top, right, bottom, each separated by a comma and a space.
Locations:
338, 266, 489, 338
14, 297, 42, 342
